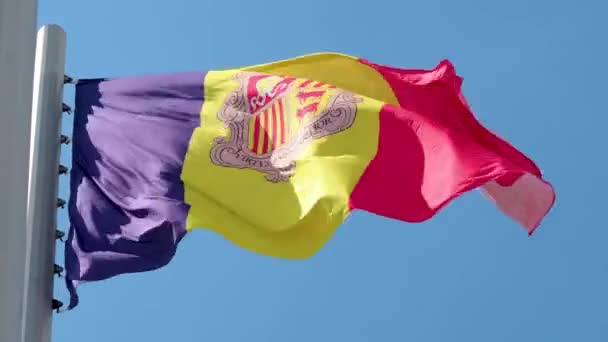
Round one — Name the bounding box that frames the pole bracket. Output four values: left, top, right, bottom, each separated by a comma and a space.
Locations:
60, 135, 71, 145
63, 75, 77, 84
61, 103, 72, 114
58, 165, 69, 175
52, 299, 63, 313
53, 264, 64, 277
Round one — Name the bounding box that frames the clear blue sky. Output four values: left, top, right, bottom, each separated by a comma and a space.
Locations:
40, 0, 606, 341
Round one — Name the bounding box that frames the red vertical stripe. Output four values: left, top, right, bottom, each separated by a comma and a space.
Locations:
252, 115, 261, 154
349, 58, 555, 233
262, 110, 270, 154
271, 104, 278, 149
279, 100, 285, 144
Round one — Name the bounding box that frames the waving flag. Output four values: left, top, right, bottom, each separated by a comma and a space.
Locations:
65, 53, 555, 308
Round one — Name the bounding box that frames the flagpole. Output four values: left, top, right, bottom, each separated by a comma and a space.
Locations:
0, 1, 39, 342
22, 24, 67, 342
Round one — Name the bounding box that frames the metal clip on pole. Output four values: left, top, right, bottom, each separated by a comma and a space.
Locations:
58, 165, 69, 175
53, 264, 63, 277
51, 299, 63, 313
63, 74, 77, 85
61, 103, 72, 115
60, 134, 71, 145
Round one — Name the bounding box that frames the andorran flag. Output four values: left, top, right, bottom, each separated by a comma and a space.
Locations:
65, 53, 555, 308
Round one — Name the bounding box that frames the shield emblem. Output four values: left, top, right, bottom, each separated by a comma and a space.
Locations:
210, 71, 362, 182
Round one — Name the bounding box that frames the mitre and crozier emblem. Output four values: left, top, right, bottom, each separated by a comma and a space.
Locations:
210, 72, 362, 182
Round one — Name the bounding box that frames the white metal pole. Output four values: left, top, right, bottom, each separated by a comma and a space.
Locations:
22, 24, 67, 342
0, 1, 39, 342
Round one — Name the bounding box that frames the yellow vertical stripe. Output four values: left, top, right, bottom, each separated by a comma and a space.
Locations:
182, 52, 397, 258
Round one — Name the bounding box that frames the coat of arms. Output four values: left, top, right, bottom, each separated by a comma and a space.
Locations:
210, 72, 362, 182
